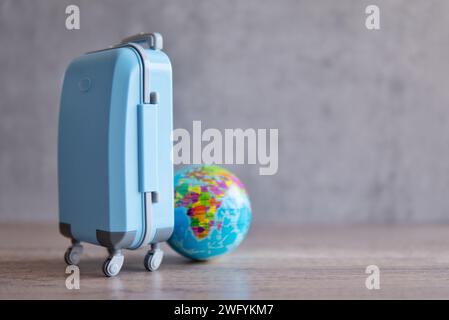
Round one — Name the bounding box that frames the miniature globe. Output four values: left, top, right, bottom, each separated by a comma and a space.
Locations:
168, 165, 252, 260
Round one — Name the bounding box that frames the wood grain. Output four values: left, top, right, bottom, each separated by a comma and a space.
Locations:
0, 223, 448, 299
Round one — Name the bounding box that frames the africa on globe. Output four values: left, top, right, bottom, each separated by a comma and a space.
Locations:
167, 165, 252, 260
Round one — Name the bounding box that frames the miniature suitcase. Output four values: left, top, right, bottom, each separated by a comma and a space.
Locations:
58, 33, 174, 276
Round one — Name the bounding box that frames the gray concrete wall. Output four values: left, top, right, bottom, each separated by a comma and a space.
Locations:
1, 0, 449, 224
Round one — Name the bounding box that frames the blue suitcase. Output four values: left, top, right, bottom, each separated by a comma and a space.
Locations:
58, 33, 174, 276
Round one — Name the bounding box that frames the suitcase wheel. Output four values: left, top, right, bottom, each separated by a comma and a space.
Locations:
144, 243, 164, 272
64, 241, 83, 265
102, 250, 124, 277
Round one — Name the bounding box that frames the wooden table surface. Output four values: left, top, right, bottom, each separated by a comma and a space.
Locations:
0, 223, 448, 299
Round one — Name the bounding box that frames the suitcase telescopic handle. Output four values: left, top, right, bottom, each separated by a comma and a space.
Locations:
120, 32, 163, 50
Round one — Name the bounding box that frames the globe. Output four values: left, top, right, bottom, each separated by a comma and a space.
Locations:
167, 165, 252, 260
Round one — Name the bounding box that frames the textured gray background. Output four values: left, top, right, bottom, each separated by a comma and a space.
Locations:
1, 0, 449, 224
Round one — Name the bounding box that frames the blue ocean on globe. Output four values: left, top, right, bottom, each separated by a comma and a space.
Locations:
167, 165, 252, 260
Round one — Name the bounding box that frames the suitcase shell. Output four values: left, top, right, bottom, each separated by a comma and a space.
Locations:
58, 34, 173, 253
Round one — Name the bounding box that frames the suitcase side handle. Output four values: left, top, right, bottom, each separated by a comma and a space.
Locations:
137, 92, 159, 194
137, 93, 160, 248
121, 33, 163, 50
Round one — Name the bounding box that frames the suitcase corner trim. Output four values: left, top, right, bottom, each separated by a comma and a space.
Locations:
96, 229, 137, 249
59, 222, 73, 239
